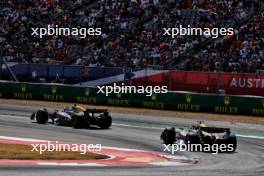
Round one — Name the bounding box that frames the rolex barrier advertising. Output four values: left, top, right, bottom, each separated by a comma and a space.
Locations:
0, 82, 263, 116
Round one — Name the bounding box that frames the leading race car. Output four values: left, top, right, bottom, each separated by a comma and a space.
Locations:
30, 104, 112, 129
161, 122, 237, 153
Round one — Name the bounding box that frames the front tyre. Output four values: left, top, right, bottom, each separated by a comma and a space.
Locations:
161, 128, 176, 145
36, 110, 48, 124
97, 115, 112, 129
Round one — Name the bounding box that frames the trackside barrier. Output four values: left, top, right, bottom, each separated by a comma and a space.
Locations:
0, 82, 263, 117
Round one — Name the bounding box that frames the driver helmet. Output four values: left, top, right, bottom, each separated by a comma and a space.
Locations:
72, 104, 86, 112
197, 121, 206, 127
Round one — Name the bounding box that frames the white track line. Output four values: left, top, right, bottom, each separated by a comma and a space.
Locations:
113, 123, 162, 130
37, 163, 106, 166
113, 123, 264, 140
150, 161, 190, 166
236, 134, 264, 140
0, 136, 48, 142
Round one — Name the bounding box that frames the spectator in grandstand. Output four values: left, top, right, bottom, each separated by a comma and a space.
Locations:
184, 12, 264, 73
0, 0, 263, 75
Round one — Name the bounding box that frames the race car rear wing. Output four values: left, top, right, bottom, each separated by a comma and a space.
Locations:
85, 109, 108, 114
199, 127, 231, 134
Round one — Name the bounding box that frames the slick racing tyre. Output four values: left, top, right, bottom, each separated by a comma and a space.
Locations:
36, 110, 49, 124
72, 115, 86, 129
97, 115, 112, 129
226, 136, 237, 153
161, 128, 176, 145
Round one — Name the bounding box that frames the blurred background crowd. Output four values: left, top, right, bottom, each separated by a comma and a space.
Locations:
0, 0, 263, 73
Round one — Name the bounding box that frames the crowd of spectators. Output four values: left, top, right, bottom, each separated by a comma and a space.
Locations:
0, 0, 263, 74
184, 12, 264, 73
0, 0, 86, 63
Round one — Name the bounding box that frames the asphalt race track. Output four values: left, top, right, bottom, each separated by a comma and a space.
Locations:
0, 104, 263, 176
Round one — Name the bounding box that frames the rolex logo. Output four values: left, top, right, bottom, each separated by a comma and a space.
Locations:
21, 84, 27, 93
85, 88, 90, 96
151, 94, 157, 101
117, 93, 122, 98
224, 96, 231, 106
51, 86, 57, 94
186, 95, 192, 103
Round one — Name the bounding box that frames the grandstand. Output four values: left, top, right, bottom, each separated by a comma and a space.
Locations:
0, 0, 263, 96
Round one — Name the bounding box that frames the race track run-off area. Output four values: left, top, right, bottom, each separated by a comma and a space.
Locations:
0, 136, 195, 167
0, 104, 263, 176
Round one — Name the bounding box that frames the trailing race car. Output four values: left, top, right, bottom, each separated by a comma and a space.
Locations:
30, 104, 112, 129
161, 122, 237, 153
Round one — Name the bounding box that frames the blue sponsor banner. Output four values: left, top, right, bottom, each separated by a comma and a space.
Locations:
4, 64, 123, 82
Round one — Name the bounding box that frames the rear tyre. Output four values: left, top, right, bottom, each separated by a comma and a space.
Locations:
226, 136, 237, 153
97, 115, 112, 129
72, 115, 85, 128
161, 128, 176, 145
36, 110, 48, 124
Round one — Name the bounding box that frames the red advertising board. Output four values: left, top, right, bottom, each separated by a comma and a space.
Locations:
129, 71, 264, 97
